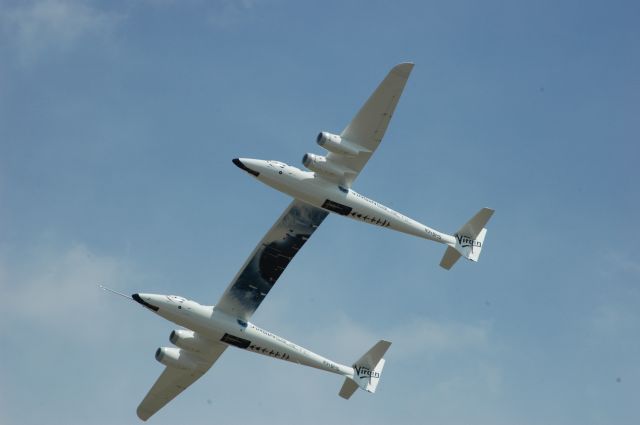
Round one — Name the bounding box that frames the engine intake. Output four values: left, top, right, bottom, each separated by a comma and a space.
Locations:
302, 153, 353, 179
155, 347, 199, 370
170, 329, 218, 354
316, 132, 361, 156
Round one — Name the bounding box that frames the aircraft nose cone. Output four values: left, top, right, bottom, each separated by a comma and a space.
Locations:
132, 293, 159, 312
232, 158, 260, 177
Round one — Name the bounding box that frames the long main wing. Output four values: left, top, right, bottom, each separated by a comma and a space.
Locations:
137, 343, 227, 421
214, 200, 329, 320
326, 62, 414, 185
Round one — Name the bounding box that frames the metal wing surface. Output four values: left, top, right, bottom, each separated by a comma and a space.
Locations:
214, 200, 329, 320
327, 62, 414, 186
137, 343, 227, 421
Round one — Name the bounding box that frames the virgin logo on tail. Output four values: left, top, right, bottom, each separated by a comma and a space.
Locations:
353, 365, 380, 379
455, 234, 482, 248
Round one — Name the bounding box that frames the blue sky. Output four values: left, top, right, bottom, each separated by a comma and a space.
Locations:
1, 0, 639, 424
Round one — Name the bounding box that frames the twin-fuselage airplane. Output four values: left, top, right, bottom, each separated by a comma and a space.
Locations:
120, 62, 494, 421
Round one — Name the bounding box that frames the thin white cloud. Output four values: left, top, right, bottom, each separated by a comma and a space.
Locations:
607, 251, 640, 275
590, 303, 639, 339
135, 0, 260, 28
433, 362, 503, 398
242, 310, 503, 424
589, 249, 640, 340
596, 249, 640, 281
0, 387, 7, 425
291, 311, 493, 363
390, 316, 491, 359
0, 0, 123, 62
0, 242, 137, 336
206, 0, 260, 29
0, 241, 504, 424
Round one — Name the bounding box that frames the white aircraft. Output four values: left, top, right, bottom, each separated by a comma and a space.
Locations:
111, 63, 492, 421
115, 196, 388, 421
233, 62, 494, 270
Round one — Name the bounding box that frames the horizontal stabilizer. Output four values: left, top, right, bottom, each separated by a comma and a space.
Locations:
439, 246, 462, 270
339, 378, 359, 399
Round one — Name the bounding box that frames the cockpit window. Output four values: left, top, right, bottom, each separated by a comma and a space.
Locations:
268, 160, 286, 168
167, 295, 186, 303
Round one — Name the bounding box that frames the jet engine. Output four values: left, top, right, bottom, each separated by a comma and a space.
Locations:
316, 132, 361, 156
155, 347, 199, 370
170, 329, 217, 354
302, 153, 354, 179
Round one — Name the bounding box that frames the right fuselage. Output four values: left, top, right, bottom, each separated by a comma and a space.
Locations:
233, 158, 456, 246
133, 293, 353, 378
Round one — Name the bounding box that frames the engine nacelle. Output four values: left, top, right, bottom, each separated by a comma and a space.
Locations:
170, 329, 217, 354
302, 153, 353, 179
316, 132, 360, 156
155, 347, 199, 370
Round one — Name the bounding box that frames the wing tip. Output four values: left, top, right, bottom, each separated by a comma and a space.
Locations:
136, 406, 151, 421
392, 62, 414, 77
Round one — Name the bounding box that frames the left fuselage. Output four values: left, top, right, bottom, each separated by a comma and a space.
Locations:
233, 158, 455, 246
133, 293, 353, 377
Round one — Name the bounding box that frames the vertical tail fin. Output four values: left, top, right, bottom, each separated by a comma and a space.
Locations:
339, 340, 391, 399
440, 208, 494, 270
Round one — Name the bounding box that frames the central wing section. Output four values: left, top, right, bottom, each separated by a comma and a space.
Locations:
214, 200, 329, 320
